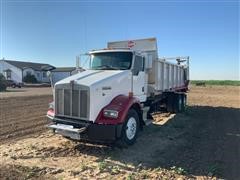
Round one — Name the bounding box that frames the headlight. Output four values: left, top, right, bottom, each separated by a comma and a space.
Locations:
103, 109, 118, 119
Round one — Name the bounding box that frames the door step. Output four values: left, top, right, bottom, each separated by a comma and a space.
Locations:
142, 106, 152, 126
144, 119, 153, 126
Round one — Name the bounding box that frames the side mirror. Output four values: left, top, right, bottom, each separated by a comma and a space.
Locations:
47, 71, 52, 78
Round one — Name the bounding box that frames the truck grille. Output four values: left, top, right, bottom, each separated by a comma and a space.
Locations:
55, 85, 89, 120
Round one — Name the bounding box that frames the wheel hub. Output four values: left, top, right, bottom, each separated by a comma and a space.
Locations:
126, 117, 137, 140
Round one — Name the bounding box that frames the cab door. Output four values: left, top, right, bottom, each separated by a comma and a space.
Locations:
132, 55, 147, 102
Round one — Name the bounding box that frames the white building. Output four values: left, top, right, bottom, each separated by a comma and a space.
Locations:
0, 59, 77, 84
51, 67, 77, 84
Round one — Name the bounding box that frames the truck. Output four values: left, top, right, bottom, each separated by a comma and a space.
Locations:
46, 37, 190, 146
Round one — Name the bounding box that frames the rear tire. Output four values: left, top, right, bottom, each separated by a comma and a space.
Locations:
119, 109, 139, 146
181, 94, 187, 112
164, 93, 187, 113
173, 93, 184, 113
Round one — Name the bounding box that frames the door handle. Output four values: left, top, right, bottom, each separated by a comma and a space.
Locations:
142, 87, 144, 92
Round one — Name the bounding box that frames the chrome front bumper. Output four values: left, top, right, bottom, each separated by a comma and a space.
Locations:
47, 116, 123, 142
48, 124, 87, 140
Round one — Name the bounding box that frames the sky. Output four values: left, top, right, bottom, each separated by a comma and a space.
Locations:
0, 0, 239, 80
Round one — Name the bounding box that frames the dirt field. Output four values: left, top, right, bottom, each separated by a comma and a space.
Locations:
0, 86, 239, 180
0, 87, 52, 98
0, 88, 52, 143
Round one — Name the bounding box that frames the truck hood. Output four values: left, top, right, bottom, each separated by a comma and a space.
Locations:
55, 69, 130, 87
54, 69, 132, 122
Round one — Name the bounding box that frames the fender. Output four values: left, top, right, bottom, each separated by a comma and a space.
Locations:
95, 95, 141, 125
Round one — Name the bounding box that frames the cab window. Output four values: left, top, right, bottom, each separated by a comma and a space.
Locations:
132, 55, 144, 75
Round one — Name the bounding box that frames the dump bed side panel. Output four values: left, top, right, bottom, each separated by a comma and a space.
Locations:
155, 60, 187, 91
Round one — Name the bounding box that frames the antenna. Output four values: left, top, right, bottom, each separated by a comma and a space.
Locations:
76, 56, 80, 71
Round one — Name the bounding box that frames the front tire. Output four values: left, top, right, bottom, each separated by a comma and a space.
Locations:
120, 109, 139, 146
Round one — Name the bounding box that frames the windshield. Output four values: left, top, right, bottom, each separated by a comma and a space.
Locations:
90, 52, 133, 70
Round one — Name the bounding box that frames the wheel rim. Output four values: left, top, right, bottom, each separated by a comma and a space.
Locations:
126, 117, 137, 140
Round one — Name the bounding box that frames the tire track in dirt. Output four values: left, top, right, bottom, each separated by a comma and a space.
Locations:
0, 116, 46, 136
0, 114, 46, 126
0, 95, 52, 142
0, 104, 48, 121
0, 125, 46, 143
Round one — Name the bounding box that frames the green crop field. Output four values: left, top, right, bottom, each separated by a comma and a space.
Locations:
191, 80, 240, 86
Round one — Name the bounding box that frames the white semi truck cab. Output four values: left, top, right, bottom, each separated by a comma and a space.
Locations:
47, 38, 189, 145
